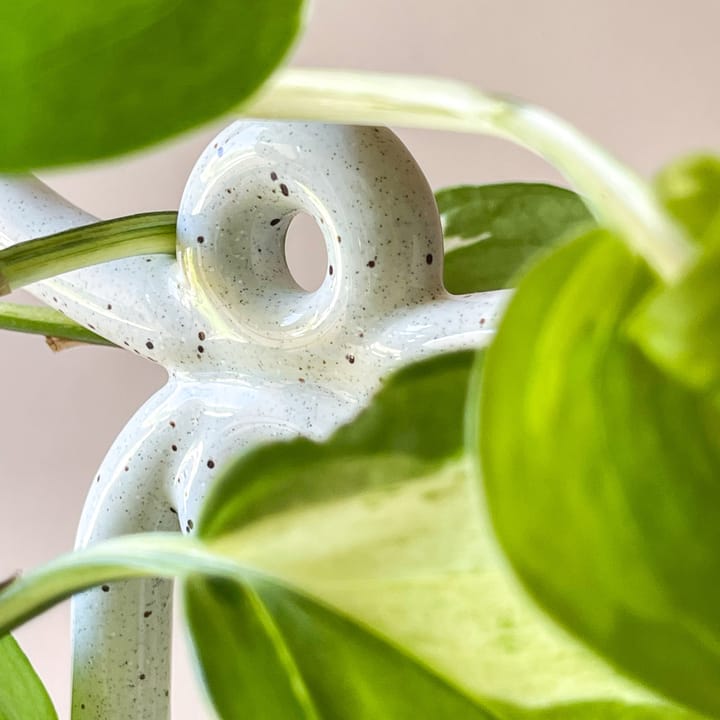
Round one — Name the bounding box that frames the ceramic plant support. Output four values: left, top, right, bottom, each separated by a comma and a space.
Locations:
0, 122, 509, 719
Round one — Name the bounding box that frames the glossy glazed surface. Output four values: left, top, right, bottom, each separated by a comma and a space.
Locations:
0, 122, 508, 719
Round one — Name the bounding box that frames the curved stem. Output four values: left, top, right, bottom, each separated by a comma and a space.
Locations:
245, 68, 696, 282
0, 212, 177, 295
0, 73, 693, 289
0, 533, 246, 636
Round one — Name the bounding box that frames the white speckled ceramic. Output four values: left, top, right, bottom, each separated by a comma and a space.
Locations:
0, 122, 509, 719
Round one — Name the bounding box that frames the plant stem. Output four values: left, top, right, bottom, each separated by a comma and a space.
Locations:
0, 303, 113, 346
0, 533, 247, 636
0, 212, 177, 295
245, 68, 696, 282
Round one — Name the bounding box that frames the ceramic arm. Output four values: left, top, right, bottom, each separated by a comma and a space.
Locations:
373, 290, 512, 364
0, 175, 190, 355
71, 383, 183, 720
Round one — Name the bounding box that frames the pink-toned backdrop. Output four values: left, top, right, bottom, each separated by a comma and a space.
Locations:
2, 1, 718, 716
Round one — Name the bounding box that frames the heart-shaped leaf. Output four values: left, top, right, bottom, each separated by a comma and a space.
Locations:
475, 228, 720, 717
438, 184, 593, 293
186, 352, 695, 719
0, 1, 305, 170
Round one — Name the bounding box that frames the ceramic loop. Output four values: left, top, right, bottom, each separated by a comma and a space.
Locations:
177, 121, 445, 348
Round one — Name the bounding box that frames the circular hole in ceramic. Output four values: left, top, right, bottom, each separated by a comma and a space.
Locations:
284, 213, 328, 292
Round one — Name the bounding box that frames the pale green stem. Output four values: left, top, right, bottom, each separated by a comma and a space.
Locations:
0, 72, 694, 294
0, 302, 113, 346
0, 212, 177, 295
244, 68, 696, 282
0, 533, 247, 636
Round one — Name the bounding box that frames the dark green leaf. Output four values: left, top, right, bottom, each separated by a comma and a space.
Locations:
654, 155, 720, 245
475, 228, 720, 717
438, 184, 593, 293
0, 634, 57, 720
491, 700, 700, 720
187, 352, 692, 719
0, 1, 305, 170
186, 574, 495, 720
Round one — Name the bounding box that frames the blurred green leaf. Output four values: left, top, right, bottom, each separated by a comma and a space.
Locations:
475, 228, 720, 717
0, 1, 305, 170
654, 155, 720, 245
0, 634, 57, 720
628, 244, 720, 398
187, 352, 692, 720
437, 183, 593, 293
629, 154, 720, 396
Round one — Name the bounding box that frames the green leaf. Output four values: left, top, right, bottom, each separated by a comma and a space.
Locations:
0, 1, 305, 170
186, 574, 496, 720
198, 352, 473, 539
438, 183, 593, 293
490, 702, 701, 720
654, 155, 720, 245
475, 228, 720, 717
628, 155, 720, 395
0, 634, 57, 720
628, 244, 720, 398
187, 352, 693, 719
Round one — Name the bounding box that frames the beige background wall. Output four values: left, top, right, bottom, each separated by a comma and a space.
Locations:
2, 1, 718, 716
